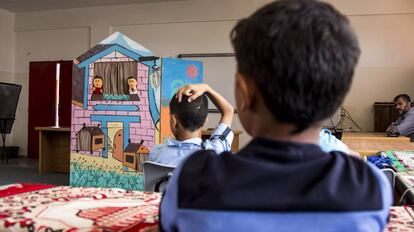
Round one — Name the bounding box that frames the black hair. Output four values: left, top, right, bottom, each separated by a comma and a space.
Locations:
394, 94, 411, 103
169, 94, 208, 132
94, 76, 103, 80
231, 0, 360, 133
128, 76, 136, 80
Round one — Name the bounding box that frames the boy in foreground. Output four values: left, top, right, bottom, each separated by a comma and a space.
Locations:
160, 0, 392, 231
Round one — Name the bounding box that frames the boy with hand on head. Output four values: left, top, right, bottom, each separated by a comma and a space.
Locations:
160, 0, 392, 231
149, 83, 234, 167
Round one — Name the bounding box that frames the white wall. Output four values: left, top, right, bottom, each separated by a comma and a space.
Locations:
343, 14, 414, 131
0, 9, 14, 82
13, 28, 90, 156
0, 9, 15, 146
10, 0, 414, 155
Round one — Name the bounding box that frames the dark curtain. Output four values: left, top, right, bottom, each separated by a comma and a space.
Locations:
94, 61, 138, 95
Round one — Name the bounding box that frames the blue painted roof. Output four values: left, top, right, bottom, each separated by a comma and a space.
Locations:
99, 31, 153, 57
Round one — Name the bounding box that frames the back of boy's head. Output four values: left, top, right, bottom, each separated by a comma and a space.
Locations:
169, 94, 208, 132
231, 0, 360, 133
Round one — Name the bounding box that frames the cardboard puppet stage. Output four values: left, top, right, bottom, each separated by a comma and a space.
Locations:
70, 32, 202, 190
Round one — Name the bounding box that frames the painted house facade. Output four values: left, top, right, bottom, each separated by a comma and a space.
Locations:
70, 32, 202, 190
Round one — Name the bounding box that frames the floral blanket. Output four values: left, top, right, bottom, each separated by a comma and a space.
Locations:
387, 206, 414, 231
0, 183, 56, 198
0, 185, 160, 231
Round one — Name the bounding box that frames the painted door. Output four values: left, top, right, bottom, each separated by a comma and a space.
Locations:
28, 61, 72, 158
113, 129, 124, 162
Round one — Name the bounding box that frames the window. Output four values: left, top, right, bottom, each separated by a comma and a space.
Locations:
92, 61, 139, 101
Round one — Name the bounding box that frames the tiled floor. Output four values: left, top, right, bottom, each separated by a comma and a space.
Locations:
0, 157, 69, 186
0, 156, 37, 168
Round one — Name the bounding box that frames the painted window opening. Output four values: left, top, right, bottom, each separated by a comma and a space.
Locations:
91, 61, 140, 101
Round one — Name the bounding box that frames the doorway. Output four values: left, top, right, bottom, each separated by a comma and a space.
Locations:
28, 61, 72, 159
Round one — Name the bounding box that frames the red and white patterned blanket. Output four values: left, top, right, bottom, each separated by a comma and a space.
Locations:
0, 185, 161, 232
0, 183, 56, 198
387, 206, 414, 231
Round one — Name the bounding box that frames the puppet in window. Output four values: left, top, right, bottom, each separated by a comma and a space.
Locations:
128, 76, 140, 101
92, 76, 104, 95
128, 76, 138, 95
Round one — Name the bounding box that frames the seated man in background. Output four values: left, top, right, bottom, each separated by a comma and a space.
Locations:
386, 94, 414, 140
160, 0, 391, 231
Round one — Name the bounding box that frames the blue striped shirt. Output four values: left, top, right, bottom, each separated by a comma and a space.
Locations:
149, 123, 234, 167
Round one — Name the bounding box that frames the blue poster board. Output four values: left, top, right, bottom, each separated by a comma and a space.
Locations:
161, 58, 203, 107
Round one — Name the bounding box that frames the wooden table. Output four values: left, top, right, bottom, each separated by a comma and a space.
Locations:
202, 129, 243, 152
342, 132, 410, 142
35, 127, 71, 174
342, 132, 414, 156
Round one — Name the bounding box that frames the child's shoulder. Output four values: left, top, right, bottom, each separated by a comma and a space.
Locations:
328, 151, 391, 196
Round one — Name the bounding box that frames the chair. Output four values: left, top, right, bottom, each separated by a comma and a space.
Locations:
143, 161, 175, 192
382, 168, 396, 188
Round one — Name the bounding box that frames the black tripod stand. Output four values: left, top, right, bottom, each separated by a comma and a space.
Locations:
0, 118, 15, 164
0, 82, 21, 164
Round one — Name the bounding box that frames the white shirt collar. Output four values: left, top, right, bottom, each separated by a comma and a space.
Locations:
166, 137, 203, 146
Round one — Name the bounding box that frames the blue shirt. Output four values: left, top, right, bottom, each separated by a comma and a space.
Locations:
319, 129, 349, 153
160, 138, 392, 232
391, 107, 414, 137
149, 123, 234, 167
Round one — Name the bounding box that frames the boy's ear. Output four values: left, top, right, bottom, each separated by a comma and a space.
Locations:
170, 114, 178, 129
235, 72, 256, 111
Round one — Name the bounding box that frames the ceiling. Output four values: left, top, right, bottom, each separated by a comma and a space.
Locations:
0, 0, 185, 13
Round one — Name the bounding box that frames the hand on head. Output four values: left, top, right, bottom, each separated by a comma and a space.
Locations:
176, 84, 209, 103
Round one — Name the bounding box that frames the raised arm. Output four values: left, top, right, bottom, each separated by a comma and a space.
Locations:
177, 84, 234, 127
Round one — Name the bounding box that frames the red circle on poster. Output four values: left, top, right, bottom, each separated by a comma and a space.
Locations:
186, 65, 198, 79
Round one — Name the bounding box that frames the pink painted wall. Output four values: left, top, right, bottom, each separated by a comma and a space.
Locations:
71, 51, 155, 155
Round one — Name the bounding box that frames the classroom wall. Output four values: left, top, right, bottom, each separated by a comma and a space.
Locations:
0, 9, 14, 83
0, 9, 15, 146
344, 14, 414, 132
326, 0, 414, 131
9, 0, 414, 155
